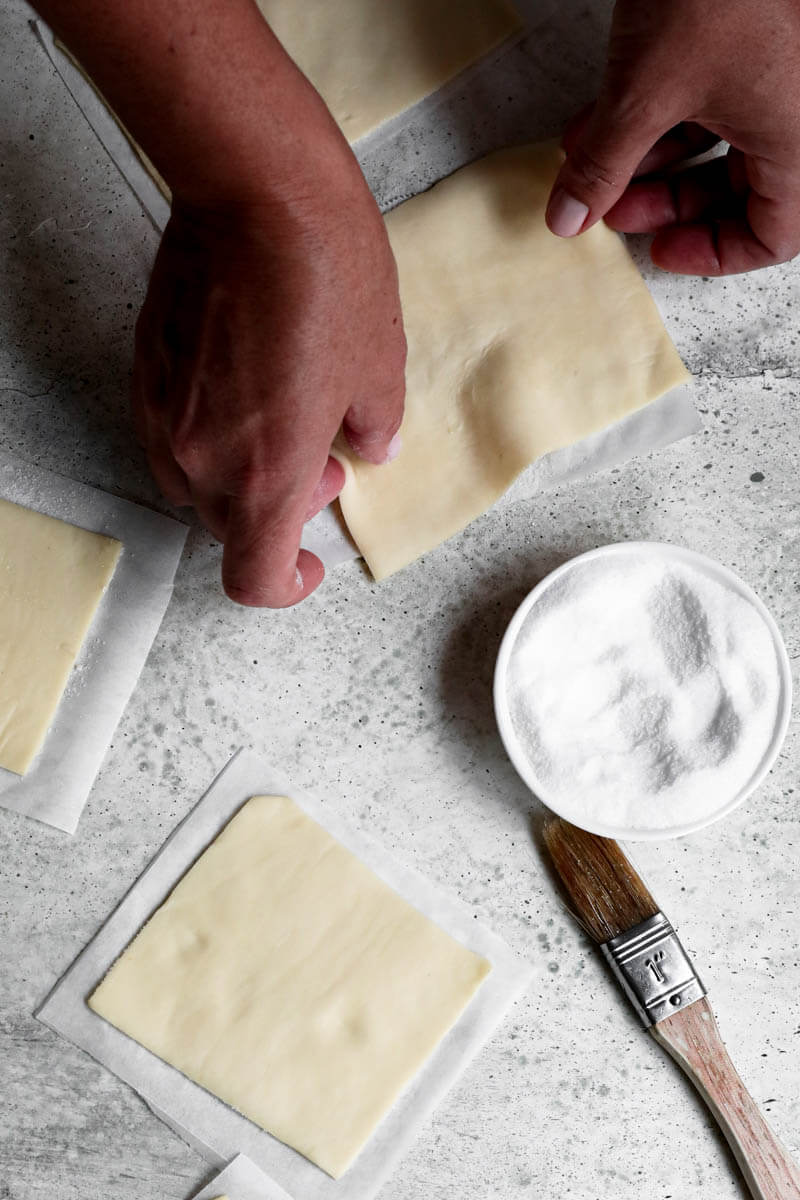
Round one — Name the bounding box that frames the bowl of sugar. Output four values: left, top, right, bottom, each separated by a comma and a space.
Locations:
494, 542, 792, 840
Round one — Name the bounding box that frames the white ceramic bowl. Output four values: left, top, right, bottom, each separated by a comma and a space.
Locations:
494, 542, 792, 840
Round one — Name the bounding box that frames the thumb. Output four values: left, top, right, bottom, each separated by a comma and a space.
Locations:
546, 88, 678, 238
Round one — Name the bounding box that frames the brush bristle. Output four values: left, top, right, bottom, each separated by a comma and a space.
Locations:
542, 819, 659, 943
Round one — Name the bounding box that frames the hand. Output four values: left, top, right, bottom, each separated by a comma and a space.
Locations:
133, 186, 406, 608
545, 0, 800, 275
32, 0, 406, 606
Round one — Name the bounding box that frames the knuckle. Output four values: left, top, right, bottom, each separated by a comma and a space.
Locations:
230, 459, 310, 524
223, 561, 297, 610
744, 156, 778, 196
566, 144, 624, 194
605, 82, 667, 138
564, 86, 672, 201
771, 238, 800, 266
224, 580, 273, 608
346, 400, 403, 449
233, 466, 284, 507
168, 389, 223, 475
169, 425, 207, 472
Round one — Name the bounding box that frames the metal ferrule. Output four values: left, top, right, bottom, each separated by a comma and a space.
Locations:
600, 912, 706, 1027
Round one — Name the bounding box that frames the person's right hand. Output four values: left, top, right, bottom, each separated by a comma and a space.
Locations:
133, 174, 406, 608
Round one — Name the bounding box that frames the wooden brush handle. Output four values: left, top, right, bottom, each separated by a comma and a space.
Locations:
651, 997, 800, 1200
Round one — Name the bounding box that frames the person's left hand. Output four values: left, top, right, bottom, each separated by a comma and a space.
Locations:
133, 181, 406, 608
545, 0, 800, 276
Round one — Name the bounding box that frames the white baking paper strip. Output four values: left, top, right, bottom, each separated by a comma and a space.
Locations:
32, 20, 171, 233
36, 749, 534, 1200
521, 383, 700, 493
192, 1154, 292, 1200
301, 501, 359, 569
0, 451, 186, 833
32, 19, 701, 570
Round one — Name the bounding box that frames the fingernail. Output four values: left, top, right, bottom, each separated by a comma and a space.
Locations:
295, 567, 304, 591
383, 432, 402, 464
547, 189, 590, 237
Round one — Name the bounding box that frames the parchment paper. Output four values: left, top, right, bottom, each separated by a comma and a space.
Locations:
0, 451, 186, 833
32, 20, 700, 570
192, 1155, 292, 1200
36, 749, 533, 1200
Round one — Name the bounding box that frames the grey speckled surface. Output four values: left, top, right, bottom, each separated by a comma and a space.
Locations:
2, 1, 799, 1198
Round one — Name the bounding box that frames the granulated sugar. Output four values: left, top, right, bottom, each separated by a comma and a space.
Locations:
506, 553, 782, 833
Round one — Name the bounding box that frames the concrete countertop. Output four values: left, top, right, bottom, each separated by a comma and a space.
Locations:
2, 1, 799, 1198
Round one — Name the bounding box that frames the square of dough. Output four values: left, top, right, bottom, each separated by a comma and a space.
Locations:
255, 0, 523, 141
0, 498, 121, 775
88, 795, 491, 1179
334, 143, 691, 580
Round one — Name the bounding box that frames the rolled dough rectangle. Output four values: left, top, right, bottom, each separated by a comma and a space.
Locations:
255, 0, 523, 142
88, 794, 491, 1179
334, 142, 692, 580
0, 498, 121, 775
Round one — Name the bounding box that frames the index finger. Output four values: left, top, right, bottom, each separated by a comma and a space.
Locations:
650, 153, 800, 275
222, 480, 326, 608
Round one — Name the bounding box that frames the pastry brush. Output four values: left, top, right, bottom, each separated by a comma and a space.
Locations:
542, 818, 800, 1200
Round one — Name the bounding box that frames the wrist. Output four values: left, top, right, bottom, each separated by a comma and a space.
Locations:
38, 0, 368, 223
168, 93, 379, 250
162, 27, 366, 218
170, 124, 370, 224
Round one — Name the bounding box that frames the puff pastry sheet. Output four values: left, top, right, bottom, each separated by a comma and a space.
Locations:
335, 143, 690, 580
89, 794, 490, 1179
0, 498, 120, 774
255, 0, 522, 141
